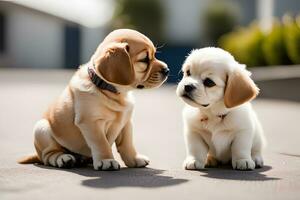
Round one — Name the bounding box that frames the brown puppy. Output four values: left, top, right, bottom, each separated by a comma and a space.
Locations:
19, 29, 169, 170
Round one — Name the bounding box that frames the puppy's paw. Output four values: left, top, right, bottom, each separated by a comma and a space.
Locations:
57, 154, 76, 168
125, 154, 150, 168
94, 159, 120, 171
252, 155, 264, 168
205, 155, 219, 168
134, 154, 150, 168
232, 158, 255, 170
183, 157, 205, 170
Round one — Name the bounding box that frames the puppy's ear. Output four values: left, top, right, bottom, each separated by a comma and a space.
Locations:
94, 42, 135, 85
224, 65, 259, 108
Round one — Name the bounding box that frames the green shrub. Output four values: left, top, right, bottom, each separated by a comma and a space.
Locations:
283, 14, 300, 64
202, 0, 239, 46
112, 0, 164, 43
262, 20, 292, 65
219, 23, 266, 67
219, 14, 300, 67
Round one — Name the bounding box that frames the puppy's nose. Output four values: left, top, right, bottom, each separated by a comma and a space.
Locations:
160, 68, 170, 76
184, 84, 196, 93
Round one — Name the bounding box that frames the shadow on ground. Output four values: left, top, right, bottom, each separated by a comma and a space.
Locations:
199, 165, 280, 181
35, 165, 189, 188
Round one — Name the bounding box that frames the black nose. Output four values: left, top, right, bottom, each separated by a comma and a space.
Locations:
160, 68, 170, 76
184, 84, 196, 93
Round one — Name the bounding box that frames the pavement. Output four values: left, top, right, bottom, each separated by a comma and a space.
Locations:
1, 69, 300, 200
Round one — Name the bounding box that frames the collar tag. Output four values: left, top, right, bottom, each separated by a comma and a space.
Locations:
218, 114, 227, 120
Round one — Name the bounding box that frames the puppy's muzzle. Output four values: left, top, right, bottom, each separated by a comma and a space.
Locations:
160, 67, 170, 77
184, 84, 196, 93
181, 84, 209, 107
181, 84, 196, 100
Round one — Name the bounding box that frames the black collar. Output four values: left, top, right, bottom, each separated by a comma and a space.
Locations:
87, 65, 118, 94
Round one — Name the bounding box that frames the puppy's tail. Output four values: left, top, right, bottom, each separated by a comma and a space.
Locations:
18, 154, 41, 164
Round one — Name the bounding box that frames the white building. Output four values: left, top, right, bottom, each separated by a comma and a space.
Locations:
0, 0, 114, 68
0, 0, 298, 69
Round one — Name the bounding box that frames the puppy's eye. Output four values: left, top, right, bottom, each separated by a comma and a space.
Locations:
186, 69, 191, 76
203, 78, 216, 87
139, 54, 150, 64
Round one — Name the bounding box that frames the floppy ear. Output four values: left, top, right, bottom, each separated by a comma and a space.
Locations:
94, 42, 135, 85
224, 67, 259, 108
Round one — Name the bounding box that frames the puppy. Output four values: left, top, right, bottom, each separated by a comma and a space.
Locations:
19, 29, 169, 170
176, 47, 265, 170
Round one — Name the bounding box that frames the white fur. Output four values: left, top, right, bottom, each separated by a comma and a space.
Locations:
177, 47, 266, 170
94, 159, 120, 170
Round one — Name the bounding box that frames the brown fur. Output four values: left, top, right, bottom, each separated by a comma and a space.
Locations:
224, 69, 259, 108
19, 29, 168, 170
18, 154, 41, 164
95, 42, 135, 85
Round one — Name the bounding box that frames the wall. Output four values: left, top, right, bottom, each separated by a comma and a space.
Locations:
80, 27, 106, 64
162, 0, 207, 45
1, 4, 64, 68
274, 0, 300, 17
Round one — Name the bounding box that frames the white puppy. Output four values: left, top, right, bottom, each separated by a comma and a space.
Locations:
176, 47, 266, 170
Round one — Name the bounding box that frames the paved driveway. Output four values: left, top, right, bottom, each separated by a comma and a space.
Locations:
1, 69, 300, 200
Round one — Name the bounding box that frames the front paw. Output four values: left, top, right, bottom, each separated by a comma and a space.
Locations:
126, 154, 150, 168
232, 158, 255, 170
205, 155, 219, 168
93, 159, 120, 171
252, 154, 264, 168
183, 157, 205, 170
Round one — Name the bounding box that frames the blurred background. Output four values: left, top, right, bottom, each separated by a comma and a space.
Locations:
0, 0, 299, 91
2, 1, 300, 198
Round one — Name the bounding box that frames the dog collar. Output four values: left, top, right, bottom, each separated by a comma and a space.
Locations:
87, 65, 118, 94
200, 113, 227, 122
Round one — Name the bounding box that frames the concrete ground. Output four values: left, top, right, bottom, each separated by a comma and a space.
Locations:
1, 69, 300, 200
